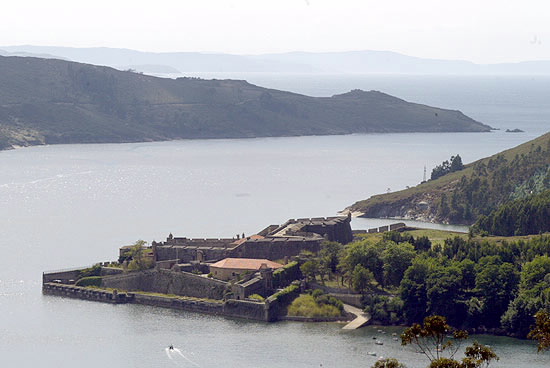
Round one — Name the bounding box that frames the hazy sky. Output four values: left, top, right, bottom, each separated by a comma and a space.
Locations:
1, 0, 549, 63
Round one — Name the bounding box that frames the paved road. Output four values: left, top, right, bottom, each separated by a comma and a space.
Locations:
342, 303, 370, 330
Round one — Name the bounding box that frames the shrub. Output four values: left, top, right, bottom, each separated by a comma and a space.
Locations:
272, 283, 300, 307
272, 261, 301, 289
78, 264, 101, 279
287, 294, 343, 318
75, 276, 102, 287
248, 294, 265, 302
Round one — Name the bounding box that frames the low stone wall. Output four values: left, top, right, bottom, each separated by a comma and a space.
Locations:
100, 267, 124, 276
43, 282, 276, 321
132, 293, 224, 315
328, 293, 363, 308
42, 283, 133, 303
101, 269, 228, 300
280, 315, 350, 322
43, 269, 83, 284
223, 299, 268, 321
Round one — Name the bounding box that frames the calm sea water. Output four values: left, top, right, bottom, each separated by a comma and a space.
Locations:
0, 75, 548, 367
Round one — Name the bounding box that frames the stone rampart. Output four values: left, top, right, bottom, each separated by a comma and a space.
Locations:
43, 269, 83, 284
154, 245, 233, 263
132, 293, 224, 315
232, 276, 265, 300
100, 267, 124, 276
389, 222, 406, 231
42, 283, 133, 304
328, 293, 363, 308
223, 299, 268, 321
231, 238, 320, 260
101, 269, 228, 300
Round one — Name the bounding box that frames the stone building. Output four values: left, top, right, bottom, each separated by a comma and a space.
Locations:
209, 258, 284, 281
149, 214, 352, 265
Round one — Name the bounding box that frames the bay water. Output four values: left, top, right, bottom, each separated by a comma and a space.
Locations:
0, 74, 548, 367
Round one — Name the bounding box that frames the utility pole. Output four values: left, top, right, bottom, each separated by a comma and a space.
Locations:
423, 165, 427, 182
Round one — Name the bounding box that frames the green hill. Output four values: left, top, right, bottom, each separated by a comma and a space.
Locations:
346, 132, 550, 225
0, 55, 490, 150
474, 189, 550, 236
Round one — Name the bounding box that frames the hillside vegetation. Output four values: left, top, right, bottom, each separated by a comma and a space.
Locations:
303, 230, 550, 338
0, 55, 490, 150
347, 132, 550, 226
474, 189, 550, 236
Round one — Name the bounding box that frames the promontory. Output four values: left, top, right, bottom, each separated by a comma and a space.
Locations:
0, 55, 491, 150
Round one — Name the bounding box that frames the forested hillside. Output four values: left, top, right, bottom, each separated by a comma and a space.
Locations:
347, 132, 550, 227
0, 55, 490, 150
474, 189, 550, 236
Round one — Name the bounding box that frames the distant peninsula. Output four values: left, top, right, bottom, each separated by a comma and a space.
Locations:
0, 55, 491, 150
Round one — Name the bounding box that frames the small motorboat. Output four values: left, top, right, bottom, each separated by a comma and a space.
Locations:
367, 352, 377, 356
375, 340, 384, 345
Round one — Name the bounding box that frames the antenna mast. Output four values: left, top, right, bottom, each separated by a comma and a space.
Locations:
423, 165, 427, 182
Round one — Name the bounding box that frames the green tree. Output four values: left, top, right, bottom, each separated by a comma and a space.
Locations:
339, 240, 385, 285
371, 358, 406, 368
426, 263, 464, 325
474, 258, 519, 327
351, 264, 374, 294
300, 260, 319, 282
382, 241, 417, 287
319, 240, 343, 274
401, 315, 497, 368
400, 257, 432, 323
127, 239, 152, 271
528, 310, 550, 352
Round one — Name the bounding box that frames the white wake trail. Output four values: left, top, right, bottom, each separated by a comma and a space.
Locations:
165, 348, 174, 360
173, 348, 200, 367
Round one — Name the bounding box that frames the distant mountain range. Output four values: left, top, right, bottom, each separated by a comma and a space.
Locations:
0, 54, 490, 150
2, 45, 550, 75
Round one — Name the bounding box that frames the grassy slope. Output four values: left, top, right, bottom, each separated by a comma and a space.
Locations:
348, 132, 550, 225
0, 55, 491, 150
355, 227, 545, 247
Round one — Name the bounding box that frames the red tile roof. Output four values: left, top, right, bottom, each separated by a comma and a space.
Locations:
210, 258, 284, 270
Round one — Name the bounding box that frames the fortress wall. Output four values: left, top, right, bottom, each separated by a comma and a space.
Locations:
231, 239, 321, 260
303, 218, 353, 244
155, 246, 231, 263
132, 294, 224, 315
102, 269, 228, 300
164, 238, 234, 247
43, 269, 82, 284
100, 267, 124, 276
389, 222, 406, 231
223, 299, 268, 321
232, 276, 267, 300
42, 283, 133, 304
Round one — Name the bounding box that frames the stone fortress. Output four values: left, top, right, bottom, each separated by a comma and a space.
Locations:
44, 214, 401, 322
152, 214, 353, 267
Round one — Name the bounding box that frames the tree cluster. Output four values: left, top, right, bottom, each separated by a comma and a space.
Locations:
430, 155, 464, 181
473, 189, 550, 236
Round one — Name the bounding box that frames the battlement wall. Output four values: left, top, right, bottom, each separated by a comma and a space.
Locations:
231, 238, 321, 260
101, 269, 228, 300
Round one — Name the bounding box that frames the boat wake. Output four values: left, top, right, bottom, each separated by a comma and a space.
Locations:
165, 347, 200, 367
